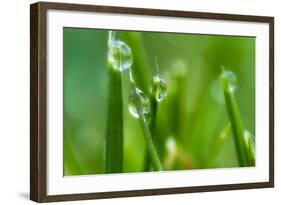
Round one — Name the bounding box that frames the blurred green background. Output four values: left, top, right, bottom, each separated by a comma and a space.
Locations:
63, 28, 255, 176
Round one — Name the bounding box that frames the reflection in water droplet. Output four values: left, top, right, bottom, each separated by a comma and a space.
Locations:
108, 39, 133, 71
128, 88, 150, 118
211, 79, 225, 104
223, 70, 237, 92
153, 75, 168, 102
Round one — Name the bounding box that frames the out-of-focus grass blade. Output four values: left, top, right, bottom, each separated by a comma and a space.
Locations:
64, 136, 83, 175
168, 60, 188, 141
206, 122, 231, 167
220, 70, 251, 167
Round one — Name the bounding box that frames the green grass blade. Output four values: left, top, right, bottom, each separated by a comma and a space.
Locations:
150, 78, 159, 131
248, 140, 255, 166
206, 122, 231, 167
125, 33, 160, 171
127, 32, 152, 94
143, 78, 159, 171
168, 61, 188, 141
104, 66, 124, 173
131, 82, 163, 171
220, 70, 250, 167
244, 131, 256, 166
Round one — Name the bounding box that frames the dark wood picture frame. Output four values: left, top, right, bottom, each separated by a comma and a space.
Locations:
30, 1, 274, 202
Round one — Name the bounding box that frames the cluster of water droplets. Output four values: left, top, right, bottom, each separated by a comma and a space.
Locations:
107, 31, 167, 118
128, 58, 168, 118
107, 31, 133, 71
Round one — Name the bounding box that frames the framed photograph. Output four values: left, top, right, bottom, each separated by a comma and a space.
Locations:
30, 1, 274, 202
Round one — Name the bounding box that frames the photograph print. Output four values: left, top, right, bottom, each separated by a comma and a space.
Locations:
63, 28, 255, 176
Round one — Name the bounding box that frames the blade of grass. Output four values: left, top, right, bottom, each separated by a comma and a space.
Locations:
130, 78, 163, 171
206, 122, 231, 168
127, 32, 152, 94
104, 31, 124, 173
144, 58, 168, 171
142, 78, 159, 171
220, 70, 251, 167
125, 33, 161, 171
150, 78, 159, 133
104, 66, 124, 173
244, 131, 256, 166
168, 60, 188, 141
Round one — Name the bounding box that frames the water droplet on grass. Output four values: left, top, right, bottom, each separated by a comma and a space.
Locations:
153, 75, 167, 102
108, 40, 133, 71
223, 70, 237, 92
129, 88, 150, 118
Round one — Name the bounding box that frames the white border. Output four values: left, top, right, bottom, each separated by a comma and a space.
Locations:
47, 10, 269, 195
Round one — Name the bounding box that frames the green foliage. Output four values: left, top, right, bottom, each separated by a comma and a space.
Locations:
63, 28, 256, 175
220, 70, 254, 167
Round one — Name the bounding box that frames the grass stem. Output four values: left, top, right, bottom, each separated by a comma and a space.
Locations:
104, 65, 124, 173
130, 80, 163, 171
206, 122, 231, 167
220, 71, 251, 167
143, 79, 159, 171
127, 32, 152, 94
